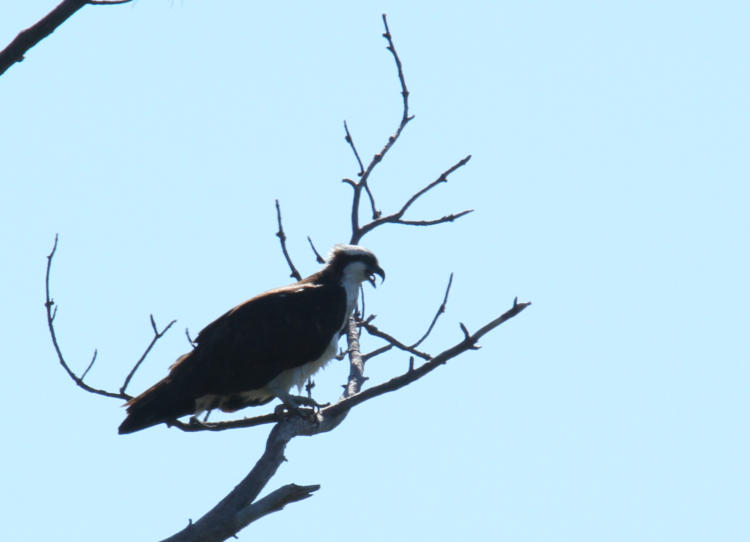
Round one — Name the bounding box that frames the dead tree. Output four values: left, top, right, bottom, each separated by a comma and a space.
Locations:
44, 15, 530, 542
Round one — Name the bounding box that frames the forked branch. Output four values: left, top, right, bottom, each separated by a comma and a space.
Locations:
45, 235, 175, 402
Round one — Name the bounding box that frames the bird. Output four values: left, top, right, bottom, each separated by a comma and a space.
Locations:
118, 244, 384, 434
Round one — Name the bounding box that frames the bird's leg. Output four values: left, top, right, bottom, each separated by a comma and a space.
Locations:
188, 415, 211, 429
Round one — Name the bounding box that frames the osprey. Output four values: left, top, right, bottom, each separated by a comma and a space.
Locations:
118, 245, 384, 434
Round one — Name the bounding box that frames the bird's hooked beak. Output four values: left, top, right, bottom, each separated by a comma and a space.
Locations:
366, 264, 386, 288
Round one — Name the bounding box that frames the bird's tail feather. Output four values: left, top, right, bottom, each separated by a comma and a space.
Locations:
118, 379, 194, 434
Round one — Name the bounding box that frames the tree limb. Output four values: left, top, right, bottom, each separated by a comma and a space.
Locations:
274, 199, 302, 281
354, 155, 473, 241
0, 0, 133, 78
233, 483, 320, 531
325, 298, 532, 418
45, 235, 175, 402
347, 14, 414, 243
45, 235, 128, 400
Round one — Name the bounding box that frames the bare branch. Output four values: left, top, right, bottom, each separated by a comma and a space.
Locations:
400, 155, 472, 216
344, 121, 379, 219
343, 121, 365, 177
348, 14, 413, 243
120, 315, 177, 396
361, 344, 393, 362
306, 236, 325, 264
411, 273, 453, 348
381, 14, 411, 130
396, 210, 474, 226
325, 298, 532, 418
0, 0, 133, 78
45, 235, 176, 403
185, 327, 197, 348
275, 199, 302, 281
45, 235, 128, 400
361, 321, 431, 361
233, 483, 320, 530
354, 155, 473, 240
80, 349, 98, 381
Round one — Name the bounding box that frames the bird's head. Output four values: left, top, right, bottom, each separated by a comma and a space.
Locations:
328, 244, 385, 288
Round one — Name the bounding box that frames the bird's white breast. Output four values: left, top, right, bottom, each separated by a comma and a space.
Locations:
340, 261, 368, 314
266, 332, 340, 394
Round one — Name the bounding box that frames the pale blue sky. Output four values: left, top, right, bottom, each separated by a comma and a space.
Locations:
2, 2, 749, 541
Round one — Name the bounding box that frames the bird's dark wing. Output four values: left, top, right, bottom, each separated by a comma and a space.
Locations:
119, 282, 347, 434
171, 281, 348, 396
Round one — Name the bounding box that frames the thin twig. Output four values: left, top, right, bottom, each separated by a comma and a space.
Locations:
399, 155, 472, 216
306, 236, 325, 264
361, 344, 393, 362
275, 199, 302, 281
396, 210, 474, 226
382, 14, 411, 129
344, 120, 379, 218
80, 349, 98, 380
185, 327, 197, 347
343, 121, 365, 176
120, 315, 177, 395
410, 273, 453, 348
361, 321, 431, 360
364, 184, 380, 220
